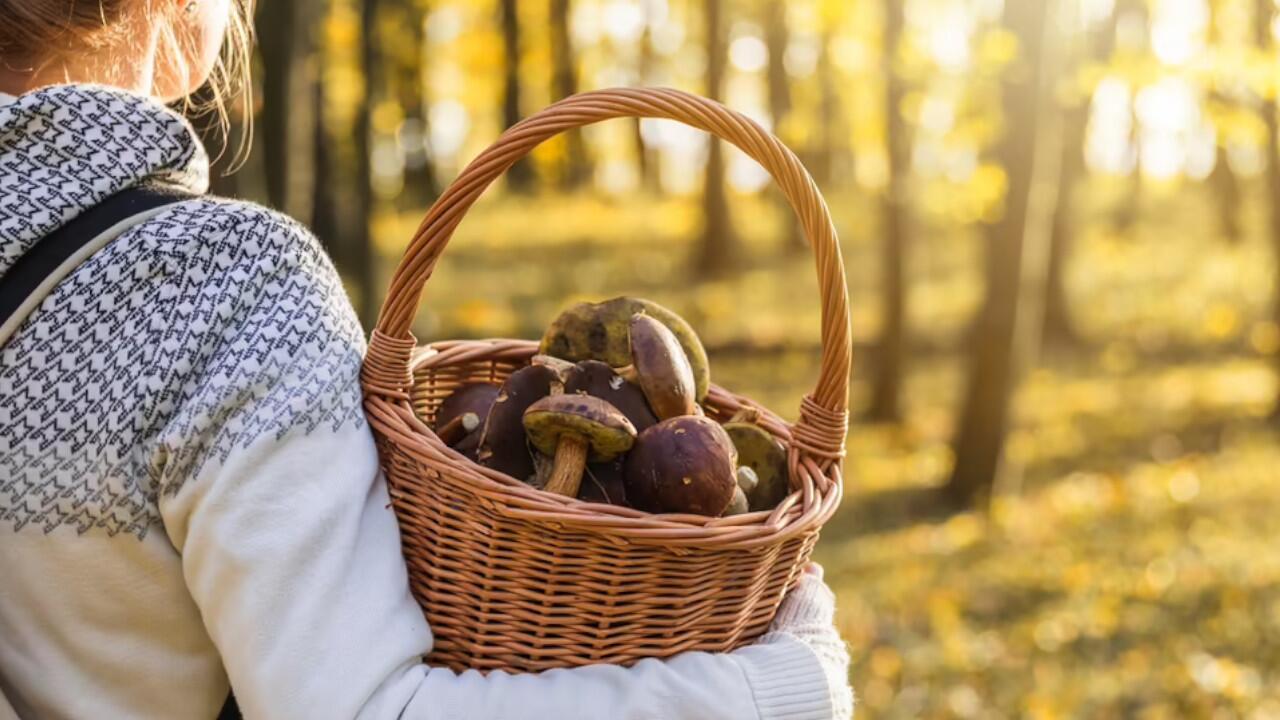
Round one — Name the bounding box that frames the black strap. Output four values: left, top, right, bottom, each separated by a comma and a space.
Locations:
0, 184, 194, 330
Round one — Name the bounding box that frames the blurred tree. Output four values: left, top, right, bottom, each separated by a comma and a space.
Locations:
1042, 2, 1119, 349
696, 0, 738, 277
389, 1, 440, 207
550, 0, 591, 189
633, 4, 659, 193
1207, 94, 1244, 244
867, 0, 910, 422
256, 0, 319, 220
1112, 0, 1147, 235
764, 0, 805, 254
351, 0, 380, 327
1258, 0, 1280, 419
811, 27, 845, 186
1207, 2, 1243, 244
311, 65, 340, 250
946, 0, 1052, 507
501, 0, 535, 192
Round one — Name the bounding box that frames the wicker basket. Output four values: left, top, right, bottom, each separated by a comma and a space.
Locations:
360, 87, 851, 673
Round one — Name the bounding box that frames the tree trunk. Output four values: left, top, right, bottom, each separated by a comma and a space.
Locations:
945, 0, 1051, 508
501, 0, 535, 192
395, 7, 439, 208
310, 66, 340, 255
633, 16, 659, 193
256, 0, 317, 219
1042, 2, 1121, 350
550, 0, 590, 190
867, 0, 910, 422
352, 0, 380, 329
1208, 4, 1243, 245
1257, 0, 1280, 420
696, 0, 737, 277
812, 29, 841, 186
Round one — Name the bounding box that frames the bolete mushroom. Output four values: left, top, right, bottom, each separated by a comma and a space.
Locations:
624, 415, 737, 516
539, 296, 711, 401
523, 395, 637, 497
724, 422, 789, 511
564, 359, 657, 433
434, 383, 500, 456
477, 364, 563, 483
615, 313, 697, 420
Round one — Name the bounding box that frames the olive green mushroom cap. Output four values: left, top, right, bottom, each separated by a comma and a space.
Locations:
523, 394, 637, 462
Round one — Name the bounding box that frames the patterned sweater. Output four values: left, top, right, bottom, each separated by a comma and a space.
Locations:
0, 85, 841, 719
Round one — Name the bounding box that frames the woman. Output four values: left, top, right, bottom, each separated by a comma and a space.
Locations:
0, 0, 854, 717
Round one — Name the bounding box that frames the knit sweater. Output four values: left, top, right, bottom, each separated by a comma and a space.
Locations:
0, 85, 845, 719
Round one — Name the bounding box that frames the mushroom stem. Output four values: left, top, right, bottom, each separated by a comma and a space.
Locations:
436, 412, 480, 445
542, 434, 590, 496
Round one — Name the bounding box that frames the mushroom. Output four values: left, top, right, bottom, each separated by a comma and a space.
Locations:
577, 458, 629, 506
523, 395, 637, 497
624, 415, 737, 516
564, 359, 657, 433
539, 296, 711, 401
477, 364, 563, 483
614, 313, 697, 420
434, 382, 500, 456
724, 422, 789, 511
723, 486, 749, 516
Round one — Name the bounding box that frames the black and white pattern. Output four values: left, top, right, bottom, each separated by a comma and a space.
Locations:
0, 85, 365, 538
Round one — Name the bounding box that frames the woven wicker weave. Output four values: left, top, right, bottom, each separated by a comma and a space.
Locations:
361, 87, 852, 673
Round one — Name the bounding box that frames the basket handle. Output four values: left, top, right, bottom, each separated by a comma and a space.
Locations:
363, 87, 851, 460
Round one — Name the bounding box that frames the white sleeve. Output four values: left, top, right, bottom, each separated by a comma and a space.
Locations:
154, 210, 836, 720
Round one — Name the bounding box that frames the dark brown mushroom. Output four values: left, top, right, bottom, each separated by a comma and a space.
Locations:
564, 360, 657, 433
539, 296, 712, 401
477, 365, 563, 483
724, 422, 789, 511
623, 415, 737, 516
577, 458, 629, 506
523, 395, 637, 497
434, 383, 500, 456
615, 313, 697, 420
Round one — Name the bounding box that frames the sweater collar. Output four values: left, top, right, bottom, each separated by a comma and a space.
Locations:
0, 84, 208, 271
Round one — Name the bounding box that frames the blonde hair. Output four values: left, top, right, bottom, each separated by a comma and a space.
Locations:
0, 0, 254, 162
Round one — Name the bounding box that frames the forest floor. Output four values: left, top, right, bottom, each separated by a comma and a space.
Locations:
376, 183, 1280, 718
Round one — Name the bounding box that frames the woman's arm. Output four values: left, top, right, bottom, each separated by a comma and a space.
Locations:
154, 205, 848, 720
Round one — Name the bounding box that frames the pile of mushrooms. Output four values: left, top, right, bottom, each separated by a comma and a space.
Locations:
426, 297, 790, 517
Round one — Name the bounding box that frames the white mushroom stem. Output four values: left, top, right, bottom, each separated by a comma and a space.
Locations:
542, 434, 589, 497
436, 412, 480, 445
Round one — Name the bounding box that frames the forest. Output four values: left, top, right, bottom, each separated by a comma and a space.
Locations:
204, 0, 1280, 716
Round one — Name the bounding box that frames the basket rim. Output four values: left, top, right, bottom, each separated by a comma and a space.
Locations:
363, 338, 843, 550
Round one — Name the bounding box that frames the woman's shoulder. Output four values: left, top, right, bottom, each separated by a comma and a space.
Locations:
150, 195, 322, 259
133, 193, 359, 336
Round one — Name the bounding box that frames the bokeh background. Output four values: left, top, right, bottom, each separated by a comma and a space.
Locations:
203, 0, 1280, 716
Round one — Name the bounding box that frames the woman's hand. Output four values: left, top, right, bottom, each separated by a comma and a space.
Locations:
757, 564, 854, 719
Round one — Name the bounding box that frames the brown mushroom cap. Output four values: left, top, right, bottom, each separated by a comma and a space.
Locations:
564, 360, 657, 433
621, 313, 697, 420
523, 395, 637, 462
538, 296, 712, 401
623, 415, 737, 516
724, 422, 789, 511
477, 364, 562, 482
